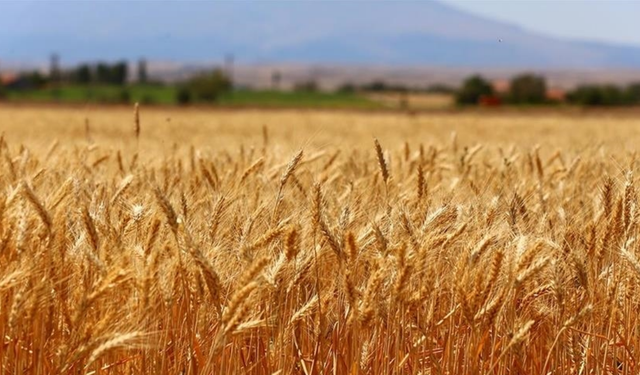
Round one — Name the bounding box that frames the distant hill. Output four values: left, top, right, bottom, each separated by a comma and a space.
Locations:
2, 1, 640, 68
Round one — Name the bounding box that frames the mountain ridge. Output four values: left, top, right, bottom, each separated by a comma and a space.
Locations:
1, 1, 640, 68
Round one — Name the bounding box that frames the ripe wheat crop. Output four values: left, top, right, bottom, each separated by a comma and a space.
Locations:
1, 105, 640, 374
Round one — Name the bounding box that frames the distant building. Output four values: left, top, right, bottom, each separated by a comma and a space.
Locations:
0, 73, 33, 90
546, 87, 566, 102
0, 73, 18, 86
491, 79, 510, 96
0, 72, 45, 90
479, 95, 502, 107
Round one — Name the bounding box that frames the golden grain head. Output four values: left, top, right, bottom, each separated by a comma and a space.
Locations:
0, 105, 639, 374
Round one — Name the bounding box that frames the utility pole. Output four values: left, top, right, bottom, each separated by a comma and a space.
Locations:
50, 53, 60, 83
224, 53, 234, 88
138, 58, 148, 84
271, 70, 282, 90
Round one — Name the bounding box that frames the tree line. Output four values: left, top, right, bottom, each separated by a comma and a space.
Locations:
68, 61, 130, 85
456, 74, 640, 106
0, 61, 137, 94
3, 59, 640, 108
0, 59, 233, 104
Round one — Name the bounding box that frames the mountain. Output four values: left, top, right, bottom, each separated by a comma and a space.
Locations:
2, 1, 640, 68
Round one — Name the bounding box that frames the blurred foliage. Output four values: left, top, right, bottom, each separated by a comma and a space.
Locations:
567, 83, 640, 106
508, 74, 547, 104
455, 75, 494, 105
294, 80, 319, 93
177, 69, 232, 104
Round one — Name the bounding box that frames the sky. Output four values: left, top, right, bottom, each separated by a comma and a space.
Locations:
441, 0, 640, 47
1, 0, 640, 67
1, 0, 639, 47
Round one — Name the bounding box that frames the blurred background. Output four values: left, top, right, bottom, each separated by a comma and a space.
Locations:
1, 0, 639, 110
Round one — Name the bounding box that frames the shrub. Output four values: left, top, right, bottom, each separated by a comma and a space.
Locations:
294, 80, 319, 93
184, 69, 232, 102
140, 94, 156, 105
626, 83, 640, 104
118, 89, 131, 104
508, 74, 547, 104
567, 85, 628, 106
176, 87, 192, 105
337, 83, 357, 93
455, 75, 494, 105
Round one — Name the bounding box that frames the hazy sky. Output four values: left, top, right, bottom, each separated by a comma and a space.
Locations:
2, 0, 640, 66
441, 0, 640, 47
1, 1, 639, 47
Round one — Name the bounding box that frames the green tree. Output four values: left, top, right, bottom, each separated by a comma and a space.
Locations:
294, 80, 319, 92
112, 61, 128, 85
23, 71, 48, 89
94, 62, 127, 85
508, 74, 547, 104
96, 63, 111, 84
567, 85, 628, 106
455, 75, 494, 105
74, 64, 92, 84
184, 69, 231, 102
176, 87, 192, 105
626, 83, 640, 104
118, 88, 131, 104
337, 83, 357, 93
363, 80, 389, 92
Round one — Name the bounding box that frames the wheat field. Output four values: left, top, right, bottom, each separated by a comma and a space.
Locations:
2, 105, 640, 374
